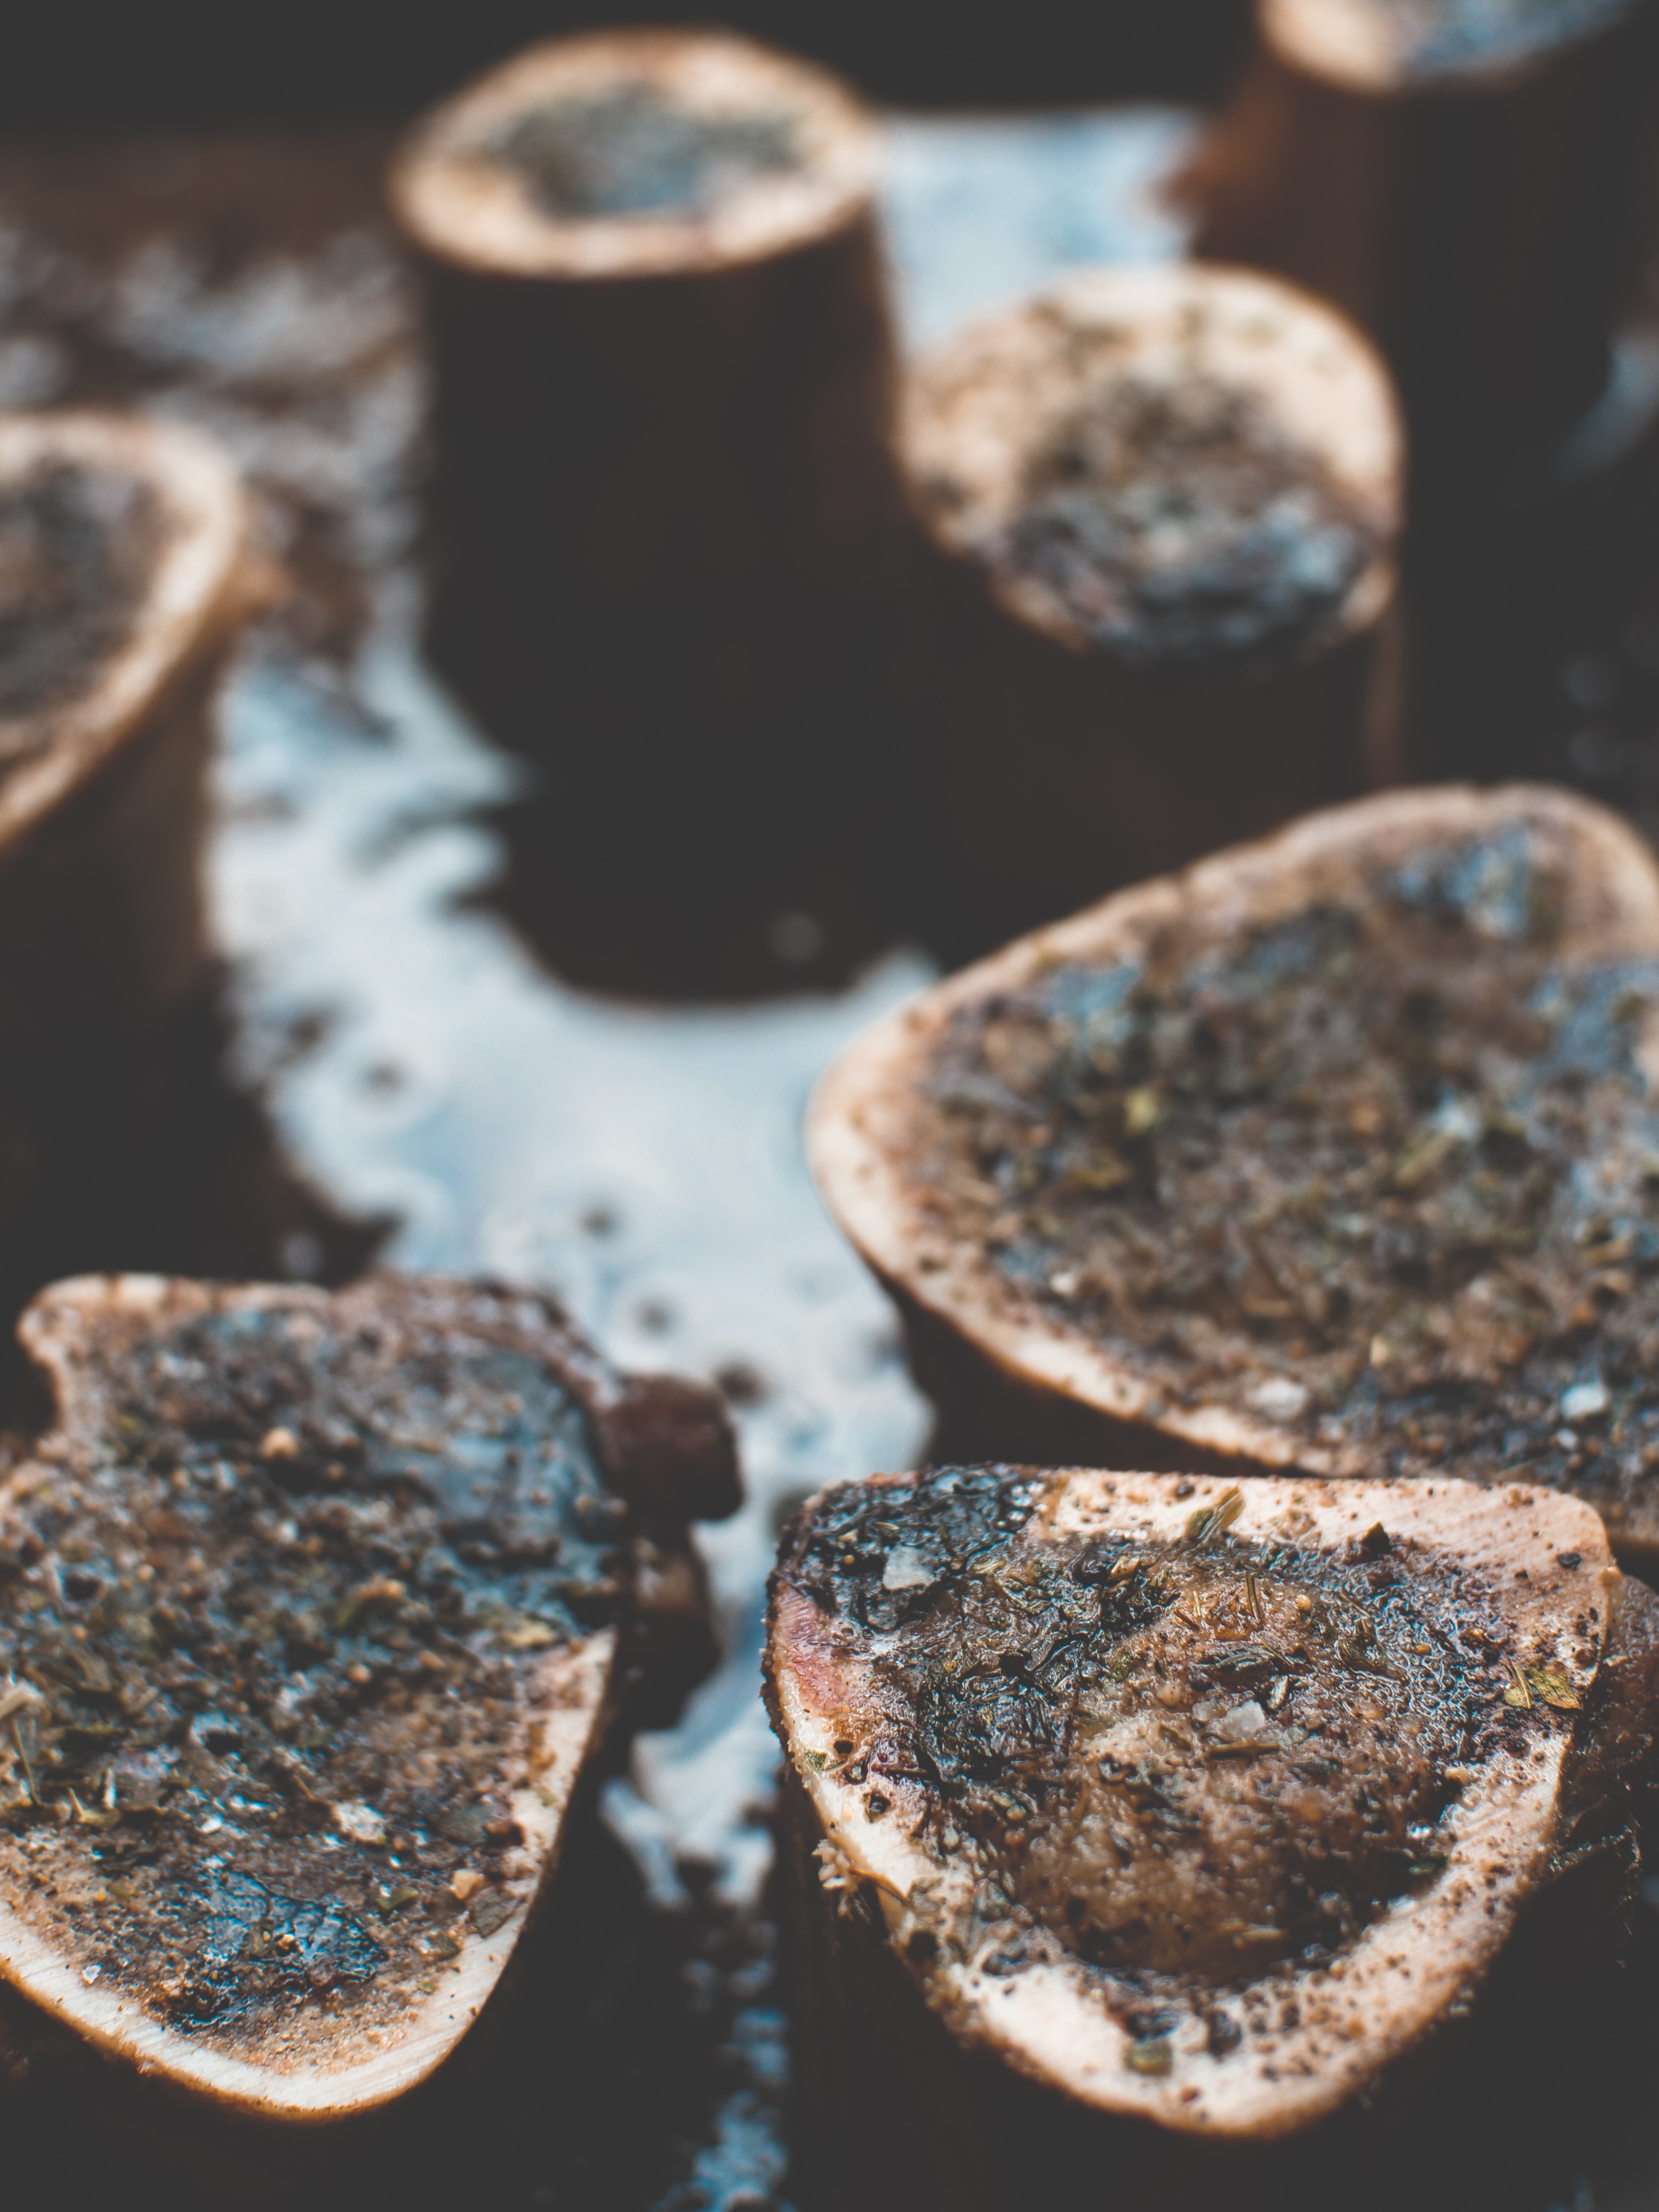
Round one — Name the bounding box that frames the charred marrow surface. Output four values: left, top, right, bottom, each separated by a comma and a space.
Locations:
810, 787, 1659, 1551
767, 1467, 1659, 2136
0, 1273, 736, 2118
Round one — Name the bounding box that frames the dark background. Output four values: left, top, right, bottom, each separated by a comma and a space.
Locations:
0, 0, 1254, 129
0, 16, 1657, 2212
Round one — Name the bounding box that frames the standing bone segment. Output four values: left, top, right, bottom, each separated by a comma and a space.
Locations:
390, 32, 908, 928
902, 266, 1402, 951
1185, 0, 1659, 494
0, 1271, 737, 2191
0, 413, 261, 1260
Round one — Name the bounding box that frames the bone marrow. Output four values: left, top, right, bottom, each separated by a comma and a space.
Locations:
0, 458, 163, 734
810, 785, 1659, 1557
391, 29, 876, 282
0, 413, 251, 796
0, 1272, 736, 2135
767, 1467, 1659, 2199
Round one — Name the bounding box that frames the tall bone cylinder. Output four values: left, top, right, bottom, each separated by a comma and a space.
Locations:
0, 412, 260, 1257
901, 264, 1402, 953
391, 32, 909, 975
1184, 0, 1659, 497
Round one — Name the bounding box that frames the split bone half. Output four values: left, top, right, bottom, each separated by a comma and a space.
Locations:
768, 1466, 1645, 2138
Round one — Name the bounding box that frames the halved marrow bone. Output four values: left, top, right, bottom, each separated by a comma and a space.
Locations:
810, 784, 1659, 1559
1182, 0, 1659, 496
0, 1273, 737, 2147
767, 1467, 1659, 2206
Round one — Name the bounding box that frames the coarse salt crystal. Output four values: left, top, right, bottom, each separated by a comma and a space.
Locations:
1250, 1377, 1310, 1422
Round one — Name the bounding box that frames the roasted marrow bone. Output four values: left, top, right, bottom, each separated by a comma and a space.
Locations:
0, 1273, 736, 2126
0, 412, 257, 995
391, 29, 877, 283
388, 29, 904, 993
810, 785, 1659, 1555
768, 1467, 1659, 2167
896, 265, 1402, 938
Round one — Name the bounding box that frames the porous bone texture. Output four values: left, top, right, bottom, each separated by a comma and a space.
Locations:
484, 84, 803, 222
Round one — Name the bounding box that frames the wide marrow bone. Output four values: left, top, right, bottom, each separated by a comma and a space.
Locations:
810, 784, 1659, 1557
766, 1467, 1659, 2199
0, 1272, 737, 2137
389, 27, 907, 917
